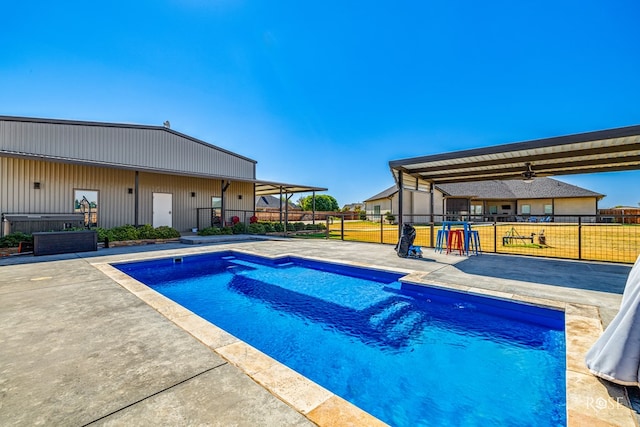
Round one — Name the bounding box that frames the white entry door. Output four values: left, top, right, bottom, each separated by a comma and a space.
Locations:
153, 193, 173, 228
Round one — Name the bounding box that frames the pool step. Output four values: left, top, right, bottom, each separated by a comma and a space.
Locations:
226, 259, 258, 269
367, 298, 426, 345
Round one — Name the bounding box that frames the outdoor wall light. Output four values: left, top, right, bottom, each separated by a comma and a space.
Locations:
127, 188, 133, 194
33, 182, 41, 189
191, 192, 196, 197
238, 195, 243, 200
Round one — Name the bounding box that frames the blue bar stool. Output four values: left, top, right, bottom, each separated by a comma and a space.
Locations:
468, 230, 481, 255
435, 229, 448, 253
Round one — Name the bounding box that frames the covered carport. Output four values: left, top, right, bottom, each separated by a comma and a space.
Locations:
389, 124, 640, 235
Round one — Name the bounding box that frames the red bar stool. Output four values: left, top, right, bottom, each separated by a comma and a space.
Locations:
447, 229, 464, 255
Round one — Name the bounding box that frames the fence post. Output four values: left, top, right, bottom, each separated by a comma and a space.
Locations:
380, 215, 384, 243
341, 216, 345, 241
430, 223, 434, 248
325, 217, 330, 239
493, 221, 497, 253
578, 216, 582, 260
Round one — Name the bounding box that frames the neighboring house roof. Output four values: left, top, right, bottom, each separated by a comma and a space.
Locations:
364, 186, 397, 202
255, 195, 299, 209
437, 177, 604, 200
343, 203, 364, 210
365, 178, 603, 202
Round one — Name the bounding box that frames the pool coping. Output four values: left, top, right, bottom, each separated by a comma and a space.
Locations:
91, 248, 637, 427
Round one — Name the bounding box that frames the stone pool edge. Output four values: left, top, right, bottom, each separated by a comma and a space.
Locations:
92, 249, 637, 427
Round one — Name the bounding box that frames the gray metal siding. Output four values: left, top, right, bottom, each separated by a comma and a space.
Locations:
1, 158, 257, 232
1, 157, 136, 228
0, 120, 255, 180
137, 172, 255, 231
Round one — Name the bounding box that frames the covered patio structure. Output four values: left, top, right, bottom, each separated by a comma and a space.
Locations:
197, 179, 327, 230
254, 180, 327, 224
389, 124, 640, 235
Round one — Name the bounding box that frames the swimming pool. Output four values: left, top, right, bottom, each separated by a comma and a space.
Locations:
114, 251, 566, 426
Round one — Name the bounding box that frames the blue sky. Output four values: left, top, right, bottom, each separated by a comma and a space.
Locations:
2, 1, 639, 207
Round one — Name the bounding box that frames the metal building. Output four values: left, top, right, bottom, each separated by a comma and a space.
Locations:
0, 116, 325, 235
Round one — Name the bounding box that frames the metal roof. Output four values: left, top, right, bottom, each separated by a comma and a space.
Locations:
389, 125, 640, 186
0, 115, 326, 196
254, 180, 327, 196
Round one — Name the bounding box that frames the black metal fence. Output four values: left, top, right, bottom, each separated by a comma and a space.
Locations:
192, 209, 640, 264
322, 213, 640, 264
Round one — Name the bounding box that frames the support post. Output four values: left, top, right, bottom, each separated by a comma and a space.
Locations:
312, 191, 316, 225
397, 172, 404, 239
134, 171, 139, 227
221, 180, 231, 224
285, 192, 292, 234
578, 216, 582, 260
279, 186, 283, 224
429, 182, 434, 224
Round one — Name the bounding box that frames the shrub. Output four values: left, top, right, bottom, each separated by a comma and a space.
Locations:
260, 221, 275, 232
198, 227, 217, 236
247, 223, 266, 235
96, 227, 109, 242
232, 222, 247, 234
286, 223, 296, 231
385, 212, 396, 223
294, 222, 305, 231
359, 211, 367, 220
273, 222, 284, 232
305, 223, 326, 231
0, 232, 32, 248
153, 226, 180, 239
99, 224, 180, 241
198, 226, 233, 236
249, 215, 258, 224
106, 225, 139, 242
136, 224, 156, 239
231, 216, 240, 225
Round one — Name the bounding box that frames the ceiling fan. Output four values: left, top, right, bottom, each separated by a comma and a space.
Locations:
522, 162, 536, 183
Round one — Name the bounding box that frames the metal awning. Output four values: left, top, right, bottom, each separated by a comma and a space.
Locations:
254, 180, 327, 196
389, 125, 640, 186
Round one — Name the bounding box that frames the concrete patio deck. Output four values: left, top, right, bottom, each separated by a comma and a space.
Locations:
1, 238, 638, 426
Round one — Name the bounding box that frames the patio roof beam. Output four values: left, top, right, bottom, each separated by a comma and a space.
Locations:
405, 142, 640, 174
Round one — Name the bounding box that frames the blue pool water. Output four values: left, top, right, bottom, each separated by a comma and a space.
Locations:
114, 251, 566, 426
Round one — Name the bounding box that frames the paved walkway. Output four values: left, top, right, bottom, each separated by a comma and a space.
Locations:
0, 238, 636, 425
